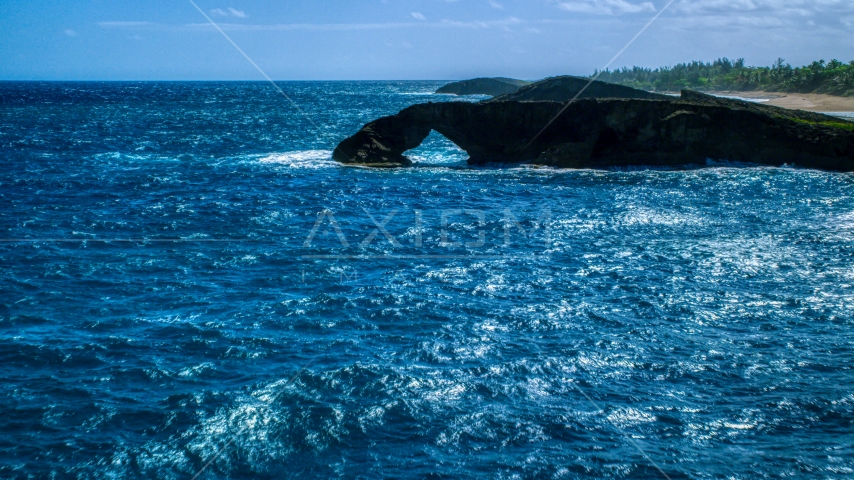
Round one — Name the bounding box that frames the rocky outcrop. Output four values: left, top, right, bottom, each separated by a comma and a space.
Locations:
488, 75, 669, 102
436, 78, 530, 96
333, 90, 854, 171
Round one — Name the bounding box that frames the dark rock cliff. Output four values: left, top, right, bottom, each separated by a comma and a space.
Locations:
488, 76, 669, 102
333, 90, 854, 171
435, 77, 530, 96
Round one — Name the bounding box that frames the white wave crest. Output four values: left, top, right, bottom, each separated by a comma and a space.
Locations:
257, 150, 336, 168
712, 94, 770, 103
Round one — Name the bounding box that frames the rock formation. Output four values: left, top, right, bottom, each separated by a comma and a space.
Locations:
436, 77, 530, 96
333, 82, 854, 171
487, 75, 668, 102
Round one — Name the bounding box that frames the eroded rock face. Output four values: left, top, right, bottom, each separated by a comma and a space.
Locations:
332, 91, 854, 171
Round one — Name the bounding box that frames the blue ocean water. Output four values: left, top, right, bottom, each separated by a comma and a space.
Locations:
2, 81, 854, 479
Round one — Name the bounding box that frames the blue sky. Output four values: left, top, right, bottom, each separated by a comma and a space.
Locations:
1, 0, 852, 80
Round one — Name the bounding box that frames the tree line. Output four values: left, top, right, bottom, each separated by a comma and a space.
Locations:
594, 58, 854, 96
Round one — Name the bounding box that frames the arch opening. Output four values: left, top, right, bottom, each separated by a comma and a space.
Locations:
403, 129, 469, 166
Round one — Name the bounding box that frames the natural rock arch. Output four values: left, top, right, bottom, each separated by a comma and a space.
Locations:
332, 93, 854, 171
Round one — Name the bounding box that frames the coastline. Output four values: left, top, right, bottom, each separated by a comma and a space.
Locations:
707, 90, 854, 112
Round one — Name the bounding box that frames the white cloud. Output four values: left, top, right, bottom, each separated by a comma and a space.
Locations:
673, 0, 811, 16
411, 12, 426, 20
672, 14, 787, 29
210, 7, 247, 18
98, 21, 152, 27
489, 0, 505, 9
667, 0, 854, 30
175, 17, 526, 32
64, 29, 78, 37
555, 0, 655, 15
438, 17, 523, 28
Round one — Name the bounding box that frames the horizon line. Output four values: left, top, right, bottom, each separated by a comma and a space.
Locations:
0, 78, 549, 83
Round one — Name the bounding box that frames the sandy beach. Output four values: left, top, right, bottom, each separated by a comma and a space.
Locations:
710, 90, 854, 112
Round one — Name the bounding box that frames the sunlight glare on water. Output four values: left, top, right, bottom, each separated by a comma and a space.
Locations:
1, 81, 854, 479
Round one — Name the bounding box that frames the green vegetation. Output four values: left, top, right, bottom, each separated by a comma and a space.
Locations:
786, 117, 854, 131
594, 58, 854, 97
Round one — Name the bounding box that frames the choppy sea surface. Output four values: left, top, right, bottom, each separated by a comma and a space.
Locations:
2, 81, 854, 479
